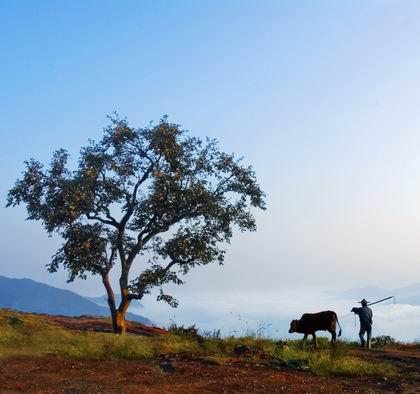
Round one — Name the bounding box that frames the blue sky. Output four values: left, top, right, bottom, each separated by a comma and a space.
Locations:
1, 0, 420, 311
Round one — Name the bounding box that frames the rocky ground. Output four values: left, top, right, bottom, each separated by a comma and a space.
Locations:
0, 313, 419, 393
0, 346, 419, 393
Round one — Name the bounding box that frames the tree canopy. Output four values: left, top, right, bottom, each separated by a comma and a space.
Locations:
7, 115, 266, 333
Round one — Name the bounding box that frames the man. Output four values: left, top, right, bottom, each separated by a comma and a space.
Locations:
351, 299, 373, 349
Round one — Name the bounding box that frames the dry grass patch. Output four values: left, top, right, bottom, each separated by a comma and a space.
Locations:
0, 310, 401, 378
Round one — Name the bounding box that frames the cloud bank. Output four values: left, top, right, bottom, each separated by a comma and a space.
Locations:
132, 290, 420, 342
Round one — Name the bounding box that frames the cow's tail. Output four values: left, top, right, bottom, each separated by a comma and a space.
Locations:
335, 312, 342, 337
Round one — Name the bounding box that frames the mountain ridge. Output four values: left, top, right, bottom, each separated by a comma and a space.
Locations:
0, 275, 151, 324
86, 294, 143, 309
323, 283, 420, 305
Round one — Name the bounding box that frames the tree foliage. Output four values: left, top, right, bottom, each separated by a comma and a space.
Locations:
7, 115, 266, 331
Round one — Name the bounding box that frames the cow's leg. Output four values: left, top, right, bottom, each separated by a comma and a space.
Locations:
302, 334, 308, 349
312, 332, 317, 349
328, 329, 336, 345
331, 321, 337, 344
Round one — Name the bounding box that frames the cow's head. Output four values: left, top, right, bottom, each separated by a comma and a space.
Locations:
289, 319, 299, 333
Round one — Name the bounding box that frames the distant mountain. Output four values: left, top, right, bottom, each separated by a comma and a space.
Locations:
324, 283, 420, 305
86, 294, 143, 309
395, 284, 420, 305
322, 286, 389, 301
0, 275, 151, 324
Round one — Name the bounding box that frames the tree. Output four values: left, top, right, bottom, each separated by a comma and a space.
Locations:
7, 115, 266, 334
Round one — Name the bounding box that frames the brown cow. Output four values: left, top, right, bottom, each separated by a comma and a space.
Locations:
288, 310, 342, 348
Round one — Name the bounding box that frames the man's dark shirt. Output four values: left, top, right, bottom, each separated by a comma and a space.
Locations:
353, 306, 373, 326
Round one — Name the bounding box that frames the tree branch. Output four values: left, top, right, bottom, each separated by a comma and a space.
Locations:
107, 245, 117, 270
86, 213, 118, 227
126, 212, 186, 265
120, 160, 157, 228
128, 293, 143, 300
127, 257, 192, 301
214, 174, 234, 195
101, 272, 117, 332
126, 141, 155, 167
116, 228, 127, 265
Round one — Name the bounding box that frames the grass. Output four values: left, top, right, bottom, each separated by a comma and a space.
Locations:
277, 342, 396, 377
0, 309, 398, 378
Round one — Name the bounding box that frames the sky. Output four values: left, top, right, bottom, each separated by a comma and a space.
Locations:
1, 1, 420, 337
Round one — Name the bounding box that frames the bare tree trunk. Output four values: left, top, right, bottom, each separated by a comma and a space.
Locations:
102, 273, 118, 333
113, 265, 131, 335
115, 299, 131, 335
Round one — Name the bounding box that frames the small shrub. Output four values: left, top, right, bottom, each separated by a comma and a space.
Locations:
8, 316, 23, 327
233, 343, 259, 356
168, 323, 200, 337
167, 323, 204, 344
371, 335, 396, 348
201, 329, 222, 339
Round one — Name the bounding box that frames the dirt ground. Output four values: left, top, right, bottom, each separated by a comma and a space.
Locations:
1, 314, 419, 393
0, 347, 419, 394
46, 315, 169, 337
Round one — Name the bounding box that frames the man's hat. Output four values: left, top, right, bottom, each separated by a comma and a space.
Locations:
358, 299, 368, 305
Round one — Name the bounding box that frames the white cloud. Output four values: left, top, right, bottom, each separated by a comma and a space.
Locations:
132, 291, 420, 342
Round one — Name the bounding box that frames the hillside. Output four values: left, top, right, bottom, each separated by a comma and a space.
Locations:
86, 294, 143, 309
0, 309, 418, 393
0, 276, 151, 324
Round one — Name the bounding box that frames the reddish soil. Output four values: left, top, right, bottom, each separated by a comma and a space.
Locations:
47, 314, 169, 336
1, 314, 419, 393
351, 344, 420, 376
0, 357, 320, 393
0, 348, 418, 393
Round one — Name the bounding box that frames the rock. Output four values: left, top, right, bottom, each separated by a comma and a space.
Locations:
159, 362, 176, 373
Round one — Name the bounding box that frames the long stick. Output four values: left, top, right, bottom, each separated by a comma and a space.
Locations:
341, 295, 395, 319
367, 296, 395, 306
